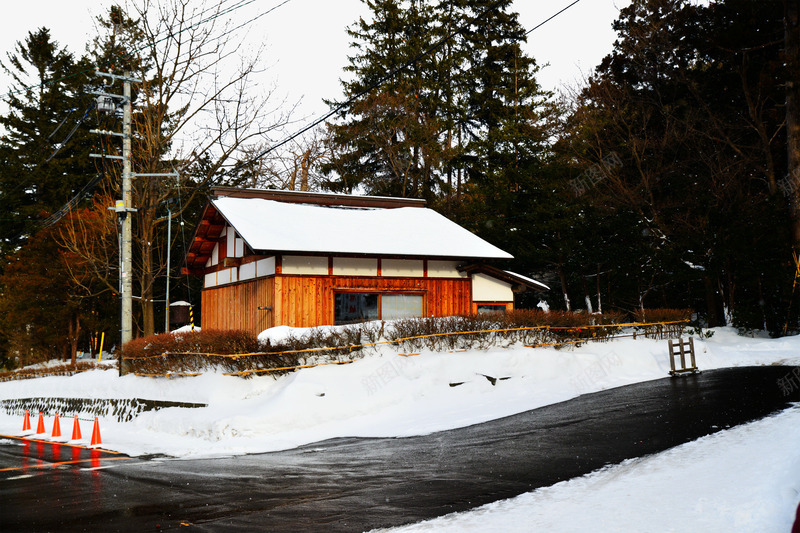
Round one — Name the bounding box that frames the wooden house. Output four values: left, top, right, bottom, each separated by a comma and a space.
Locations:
185, 188, 548, 334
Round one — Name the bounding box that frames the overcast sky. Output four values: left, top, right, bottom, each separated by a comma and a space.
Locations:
0, 0, 630, 121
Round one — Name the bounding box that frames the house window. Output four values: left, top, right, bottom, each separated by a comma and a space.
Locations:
381, 294, 424, 320
334, 292, 423, 325
477, 304, 507, 314
335, 293, 379, 325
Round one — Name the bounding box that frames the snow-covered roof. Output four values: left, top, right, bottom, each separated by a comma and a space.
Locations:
505, 271, 550, 291
211, 196, 513, 259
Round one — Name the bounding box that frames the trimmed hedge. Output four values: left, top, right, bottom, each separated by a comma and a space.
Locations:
0, 362, 106, 382
117, 309, 692, 378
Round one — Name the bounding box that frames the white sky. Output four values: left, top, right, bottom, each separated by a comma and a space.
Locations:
0, 0, 630, 123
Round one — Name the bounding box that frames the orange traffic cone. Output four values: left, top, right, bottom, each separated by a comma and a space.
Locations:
90, 417, 102, 447
36, 412, 46, 434
22, 410, 31, 432
71, 415, 82, 441
51, 413, 62, 438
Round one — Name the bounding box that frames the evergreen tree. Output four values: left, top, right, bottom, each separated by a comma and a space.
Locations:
324, 0, 448, 201
0, 28, 96, 258
325, 1, 553, 219
324, 1, 557, 308
562, 0, 795, 330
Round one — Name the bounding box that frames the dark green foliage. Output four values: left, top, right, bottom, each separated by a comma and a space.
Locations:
324, 0, 553, 216
0, 28, 97, 258
559, 0, 798, 334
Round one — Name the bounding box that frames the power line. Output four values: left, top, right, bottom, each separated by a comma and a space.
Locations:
525, 0, 582, 36
2, 0, 295, 241
238, 0, 579, 168
0, 0, 275, 103
235, 0, 508, 169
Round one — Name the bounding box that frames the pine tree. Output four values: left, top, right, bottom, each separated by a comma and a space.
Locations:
562, 0, 795, 330
325, 1, 553, 214
0, 28, 96, 258
324, 0, 448, 201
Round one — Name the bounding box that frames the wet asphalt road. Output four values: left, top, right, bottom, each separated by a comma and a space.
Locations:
1, 366, 799, 532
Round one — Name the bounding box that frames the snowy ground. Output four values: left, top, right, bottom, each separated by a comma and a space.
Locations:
377, 405, 800, 533
1, 326, 799, 531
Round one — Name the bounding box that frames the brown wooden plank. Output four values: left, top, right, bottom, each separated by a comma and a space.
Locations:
201, 275, 473, 334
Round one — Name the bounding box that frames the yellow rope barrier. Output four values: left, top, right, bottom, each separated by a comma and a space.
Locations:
126, 319, 689, 379
124, 319, 689, 361
223, 359, 354, 377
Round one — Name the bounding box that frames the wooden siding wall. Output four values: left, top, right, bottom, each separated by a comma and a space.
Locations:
201, 277, 275, 333
274, 275, 472, 328
201, 275, 472, 333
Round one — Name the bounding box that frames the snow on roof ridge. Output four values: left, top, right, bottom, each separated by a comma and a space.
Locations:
505, 270, 550, 290
211, 196, 513, 259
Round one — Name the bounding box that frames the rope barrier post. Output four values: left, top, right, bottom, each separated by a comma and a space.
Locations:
98, 332, 105, 363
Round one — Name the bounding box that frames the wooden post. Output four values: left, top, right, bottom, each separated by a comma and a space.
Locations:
668, 339, 676, 374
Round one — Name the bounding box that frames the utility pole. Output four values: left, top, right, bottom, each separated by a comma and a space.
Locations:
91, 71, 179, 373
165, 200, 172, 333
121, 72, 134, 350
90, 70, 138, 375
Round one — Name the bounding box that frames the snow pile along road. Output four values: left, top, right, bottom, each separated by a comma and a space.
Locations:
0, 326, 797, 459
378, 404, 800, 533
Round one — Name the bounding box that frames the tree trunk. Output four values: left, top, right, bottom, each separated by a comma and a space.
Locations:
140, 214, 156, 337
596, 264, 603, 314
703, 275, 723, 327
582, 275, 593, 313
300, 149, 311, 191
785, 0, 800, 244
557, 261, 571, 312
70, 314, 80, 366
67, 312, 80, 365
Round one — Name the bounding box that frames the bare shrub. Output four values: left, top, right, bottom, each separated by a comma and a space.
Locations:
120, 309, 691, 377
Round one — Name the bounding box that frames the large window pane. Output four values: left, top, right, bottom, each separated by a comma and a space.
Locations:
334, 293, 379, 325
381, 294, 423, 320
477, 304, 507, 315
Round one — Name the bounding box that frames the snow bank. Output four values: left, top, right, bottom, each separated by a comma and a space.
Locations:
379, 404, 800, 533
2, 327, 799, 531
1, 327, 798, 459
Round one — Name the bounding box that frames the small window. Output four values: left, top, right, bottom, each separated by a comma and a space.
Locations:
335, 293, 379, 325
477, 304, 507, 315
334, 292, 424, 325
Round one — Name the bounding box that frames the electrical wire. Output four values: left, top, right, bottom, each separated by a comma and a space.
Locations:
233, 0, 581, 170
39, 173, 104, 229
525, 0, 582, 35
0, 0, 279, 103
1, 0, 293, 242
46, 107, 77, 141
231, 0, 508, 171
44, 104, 96, 164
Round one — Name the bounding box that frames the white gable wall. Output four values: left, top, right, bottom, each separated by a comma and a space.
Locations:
428, 260, 467, 278
283, 255, 328, 275
256, 257, 276, 277
472, 273, 513, 302
333, 257, 378, 276
239, 261, 256, 281
382, 259, 424, 277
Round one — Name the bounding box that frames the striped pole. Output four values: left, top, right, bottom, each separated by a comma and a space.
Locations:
190, 305, 195, 331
